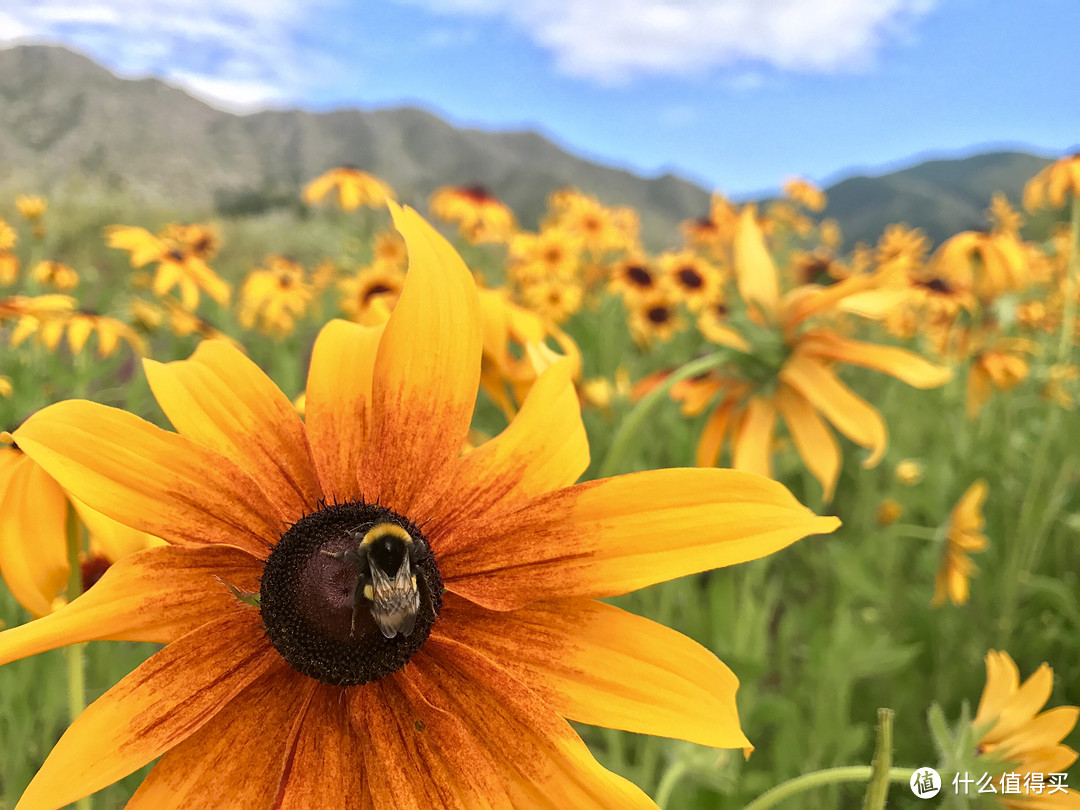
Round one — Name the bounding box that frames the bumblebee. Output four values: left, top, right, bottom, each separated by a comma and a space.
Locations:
322, 523, 422, 639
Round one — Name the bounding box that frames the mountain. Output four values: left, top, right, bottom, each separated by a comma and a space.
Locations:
0, 44, 1062, 249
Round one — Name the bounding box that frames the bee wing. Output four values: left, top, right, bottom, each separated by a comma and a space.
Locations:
369, 556, 421, 639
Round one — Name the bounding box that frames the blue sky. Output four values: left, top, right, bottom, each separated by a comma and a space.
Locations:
2, 0, 1078, 196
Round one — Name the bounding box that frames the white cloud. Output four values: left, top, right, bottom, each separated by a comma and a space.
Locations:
408, 0, 936, 83
0, 1, 336, 106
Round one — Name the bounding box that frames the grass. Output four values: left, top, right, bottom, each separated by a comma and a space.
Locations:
1, 189, 1078, 809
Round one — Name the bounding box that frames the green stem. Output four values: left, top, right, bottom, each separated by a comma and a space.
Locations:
1056, 194, 1080, 363
890, 525, 942, 542
743, 767, 913, 810
653, 758, 693, 810
597, 352, 729, 478
862, 709, 894, 810
63, 502, 92, 810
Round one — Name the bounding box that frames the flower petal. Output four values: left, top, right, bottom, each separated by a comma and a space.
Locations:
16, 610, 277, 809
126, 662, 314, 810
780, 353, 887, 468
357, 204, 482, 516
695, 399, 737, 468
436, 594, 751, 750
0, 545, 261, 666
0, 450, 69, 617
442, 468, 840, 610
396, 637, 657, 809
799, 331, 952, 389
776, 384, 841, 502
305, 319, 385, 503
13, 400, 285, 558
274, 682, 372, 810
983, 663, 1054, 745
143, 340, 323, 517
733, 206, 779, 320
731, 395, 776, 479
428, 359, 588, 546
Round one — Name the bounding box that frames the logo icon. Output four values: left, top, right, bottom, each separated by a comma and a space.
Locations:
910, 767, 942, 799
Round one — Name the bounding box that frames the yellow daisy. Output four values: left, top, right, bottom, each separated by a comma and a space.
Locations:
932, 480, 988, 606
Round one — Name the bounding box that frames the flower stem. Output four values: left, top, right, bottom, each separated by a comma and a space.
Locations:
862, 709, 894, 810
653, 758, 692, 809
1056, 194, 1080, 362
597, 352, 729, 478
743, 766, 913, 810
890, 525, 942, 542
64, 502, 92, 810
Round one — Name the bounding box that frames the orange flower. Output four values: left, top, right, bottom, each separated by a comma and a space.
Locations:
1023, 154, 1080, 210
967, 339, 1037, 418
932, 480, 988, 606
302, 166, 395, 211
1, 204, 838, 808
430, 185, 516, 244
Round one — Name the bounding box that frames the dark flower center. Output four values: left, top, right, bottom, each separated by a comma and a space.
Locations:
919, 277, 953, 294
677, 267, 704, 289
362, 283, 394, 304
80, 554, 112, 592
626, 265, 653, 287
260, 501, 443, 686
647, 305, 670, 324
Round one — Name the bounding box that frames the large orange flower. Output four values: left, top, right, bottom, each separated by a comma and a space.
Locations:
2, 204, 838, 808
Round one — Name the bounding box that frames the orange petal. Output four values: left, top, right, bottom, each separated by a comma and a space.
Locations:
731, 395, 776, 479
305, 319, 385, 503
733, 206, 779, 320
780, 353, 887, 468
0, 545, 261, 665
442, 468, 840, 610
353, 676, 511, 809
397, 637, 657, 809
997, 707, 1080, 759
776, 384, 841, 502
437, 594, 751, 750
0, 450, 69, 617
983, 663, 1054, 745
356, 204, 482, 516
127, 662, 315, 810
695, 399, 738, 467
428, 360, 588, 547
143, 340, 323, 517
13, 400, 285, 558
799, 331, 952, 389
274, 683, 372, 810
17, 610, 278, 809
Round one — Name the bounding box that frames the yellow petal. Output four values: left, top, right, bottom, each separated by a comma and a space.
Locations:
733, 206, 779, 320
16, 611, 278, 810
800, 331, 952, 388
427, 359, 588, 537
357, 203, 482, 517
983, 663, 1054, 745
442, 468, 840, 610
731, 395, 776, 479
437, 594, 751, 750
0, 450, 69, 617
305, 319, 385, 503
776, 383, 841, 502
13, 401, 285, 559
72, 496, 164, 561
144, 340, 323, 517
0, 545, 261, 666
695, 399, 736, 468
781, 353, 887, 468
128, 664, 315, 810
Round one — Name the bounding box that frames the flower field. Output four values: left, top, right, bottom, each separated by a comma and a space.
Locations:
1, 161, 1078, 809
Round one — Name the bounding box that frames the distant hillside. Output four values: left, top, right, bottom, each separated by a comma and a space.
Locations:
0, 44, 1062, 249
822, 151, 1055, 246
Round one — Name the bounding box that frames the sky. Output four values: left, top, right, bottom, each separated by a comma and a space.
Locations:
1, 0, 1078, 196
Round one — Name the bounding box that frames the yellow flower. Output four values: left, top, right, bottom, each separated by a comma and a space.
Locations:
31, 260, 80, 291
430, 185, 517, 244
0, 218, 17, 251
0, 252, 19, 286
988, 192, 1023, 236
875, 498, 902, 527
1023, 154, 1080, 210
931, 230, 1029, 298
970, 650, 1079, 808
238, 256, 313, 337
547, 189, 630, 254
819, 219, 842, 250
371, 230, 408, 270
628, 289, 684, 345
302, 166, 396, 211
932, 480, 988, 606
509, 228, 581, 285
679, 192, 740, 251
15, 195, 48, 221
0, 443, 162, 618
894, 459, 925, 486
337, 264, 406, 325
1042, 363, 1079, 409
1, 203, 838, 808
783, 177, 826, 211
876, 224, 930, 274
520, 277, 584, 324
609, 254, 660, 301
105, 225, 231, 311
0, 376, 11, 398
967, 338, 1037, 419
658, 250, 722, 311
